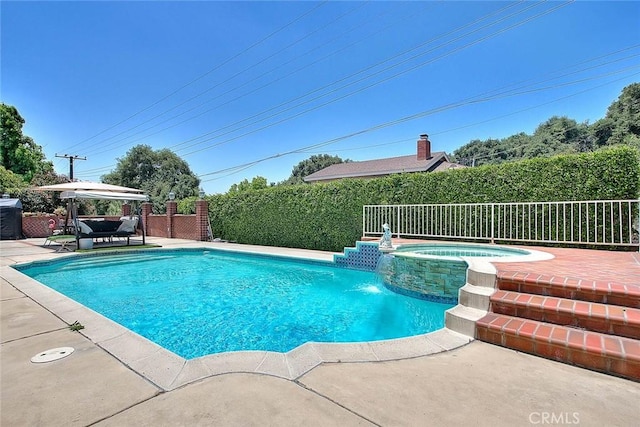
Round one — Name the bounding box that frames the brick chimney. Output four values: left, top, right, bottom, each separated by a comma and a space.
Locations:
417, 134, 431, 160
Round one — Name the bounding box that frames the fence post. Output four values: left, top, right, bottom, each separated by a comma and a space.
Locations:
362, 205, 366, 239
490, 204, 495, 244
166, 201, 177, 238
141, 202, 152, 237
637, 199, 640, 253
396, 205, 401, 238
195, 199, 209, 241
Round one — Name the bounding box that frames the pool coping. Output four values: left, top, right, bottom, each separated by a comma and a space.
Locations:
2, 242, 474, 391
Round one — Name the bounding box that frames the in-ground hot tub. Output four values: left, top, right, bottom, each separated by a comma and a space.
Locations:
377, 242, 551, 303
392, 243, 532, 259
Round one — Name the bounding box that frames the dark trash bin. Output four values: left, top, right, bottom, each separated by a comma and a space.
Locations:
0, 198, 24, 240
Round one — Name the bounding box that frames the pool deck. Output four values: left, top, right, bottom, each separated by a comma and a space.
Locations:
2, 237, 639, 426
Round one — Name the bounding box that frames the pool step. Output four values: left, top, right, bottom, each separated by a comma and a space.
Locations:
61, 253, 164, 266
458, 283, 494, 311
444, 260, 498, 338
445, 305, 486, 338
57, 255, 175, 272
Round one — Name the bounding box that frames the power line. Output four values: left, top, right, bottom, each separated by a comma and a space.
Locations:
78, 0, 552, 166
172, 1, 561, 158
60, 1, 329, 153
197, 70, 639, 183
191, 49, 638, 163
302, 66, 640, 158
73, 48, 639, 180
183, 1, 581, 159
95, 45, 637, 165
80, 1, 439, 158
69, 0, 639, 183
301, 137, 415, 153
78, 1, 368, 157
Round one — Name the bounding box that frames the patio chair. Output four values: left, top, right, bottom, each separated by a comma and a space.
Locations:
44, 234, 77, 252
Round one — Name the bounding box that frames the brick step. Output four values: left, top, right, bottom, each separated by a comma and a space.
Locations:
476, 313, 640, 381
490, 290, 640, 341
497, 272, 640, 309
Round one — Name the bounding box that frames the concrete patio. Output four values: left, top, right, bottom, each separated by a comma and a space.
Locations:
1, 238, 638, 426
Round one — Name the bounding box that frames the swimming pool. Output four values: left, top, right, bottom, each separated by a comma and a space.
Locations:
15, 249, 453, 359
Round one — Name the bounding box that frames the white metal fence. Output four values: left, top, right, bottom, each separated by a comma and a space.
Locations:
363, 200, 640, 248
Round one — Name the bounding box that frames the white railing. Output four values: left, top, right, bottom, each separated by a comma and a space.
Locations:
363, 200, 640, 248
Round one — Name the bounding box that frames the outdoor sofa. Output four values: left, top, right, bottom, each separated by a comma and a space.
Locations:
76, 217, 139, 245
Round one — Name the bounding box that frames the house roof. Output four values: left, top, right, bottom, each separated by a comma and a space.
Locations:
304, 151, 459, 182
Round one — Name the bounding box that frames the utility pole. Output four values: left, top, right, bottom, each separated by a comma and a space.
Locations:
55, 154, 86, 181
55, 154, 87, 234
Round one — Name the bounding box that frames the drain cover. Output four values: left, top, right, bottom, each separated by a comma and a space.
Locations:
31, 347, 75, 363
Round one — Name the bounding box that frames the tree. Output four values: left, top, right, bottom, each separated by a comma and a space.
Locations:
528, 116, 589, 157
591, 83, 640, 148
452, 84, 640, 166
8, 170, 70, 213
280, 154, 349, 185
0, 104, 53, 182
228, 176, 268, 193
452, 138, 506, 166
102, 145, 200, 213
0, 165, 27, 194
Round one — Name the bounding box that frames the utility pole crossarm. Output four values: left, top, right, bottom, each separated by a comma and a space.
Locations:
55, 154, 87, 181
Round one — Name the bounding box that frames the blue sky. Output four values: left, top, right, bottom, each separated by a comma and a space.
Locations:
2, 1, 639, 194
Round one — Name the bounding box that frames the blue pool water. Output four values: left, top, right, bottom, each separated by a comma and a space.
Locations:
16, 249, 453, 359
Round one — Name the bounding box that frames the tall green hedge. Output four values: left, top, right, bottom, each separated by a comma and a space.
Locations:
206, 146, 639, 252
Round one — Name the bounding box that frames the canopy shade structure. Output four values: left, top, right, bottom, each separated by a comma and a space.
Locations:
35, 181, 149, 247
60, 190, 149, 201
35, 181, 144, 193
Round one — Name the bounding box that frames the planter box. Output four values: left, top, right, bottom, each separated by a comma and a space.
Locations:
78, 238, 93, 250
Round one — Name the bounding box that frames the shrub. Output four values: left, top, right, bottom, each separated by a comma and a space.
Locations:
208, 146, 639, 251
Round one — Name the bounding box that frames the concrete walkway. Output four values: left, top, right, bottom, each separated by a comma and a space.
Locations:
1, 238, 638, 426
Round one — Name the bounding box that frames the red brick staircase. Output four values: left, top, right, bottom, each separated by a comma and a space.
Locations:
476, 271, 640, 381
